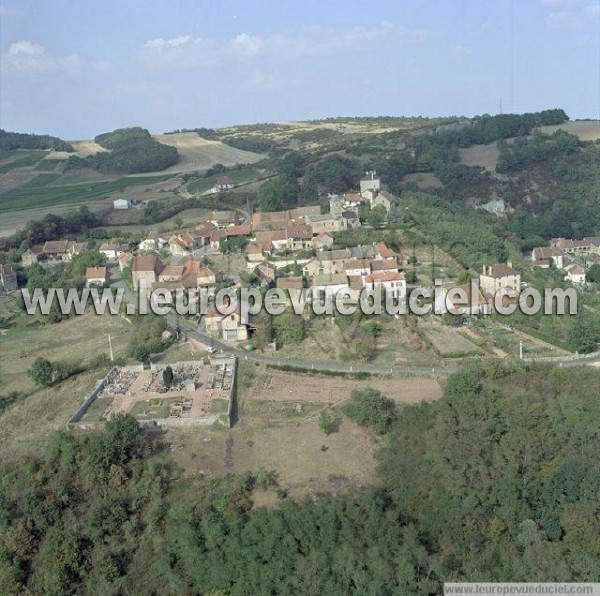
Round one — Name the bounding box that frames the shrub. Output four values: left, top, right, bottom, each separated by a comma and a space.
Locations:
342, 388, 396, 434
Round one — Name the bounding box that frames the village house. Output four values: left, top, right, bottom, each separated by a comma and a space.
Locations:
311, 273, 350, 295
118, 252, 134, 271
0, 264, 18, 294
194, 223, 217, 246
434, 282, 490, 316
204, 306, 249, 342
365, 270, 406, 300
158, 265, 185, 283
41, 240, 89, 262
341, 193, 364, 211
131, 255, 164, 289
550, 236, 600, 257
138, 235, 167, 252
479, 262, 521, 297
360, 171, 381, 195
345, 259, 371, 277
168, 231, 203, 256
253, 261, 278, 285
372, 190, 394, 212
21, 245, 43, 266
312, 232, 335, 250
305, 212, 354, 234
303, 248, 352, 277
85, 266, 107, 287
246, 240, 273, 262
531, 246, 567, 269
371, 258, 399, 273
284, 224, 313, 250
276, 276, 304, 292
564, 263, 586, 285
99, 242, 129, 260
210, 210, 240, 228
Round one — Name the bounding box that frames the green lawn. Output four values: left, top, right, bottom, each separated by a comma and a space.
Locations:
0, 174, 175, 213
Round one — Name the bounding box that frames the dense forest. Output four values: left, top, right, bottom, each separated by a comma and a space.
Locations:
67, 127, 179, 174
0, 130, 73, 152
1, 364, 598, 594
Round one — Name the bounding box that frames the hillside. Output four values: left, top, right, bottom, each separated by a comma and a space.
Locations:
153, 132, 265, 172
0, 364, 597, 593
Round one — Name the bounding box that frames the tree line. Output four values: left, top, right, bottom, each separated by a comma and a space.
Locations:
0, 130, 74, 152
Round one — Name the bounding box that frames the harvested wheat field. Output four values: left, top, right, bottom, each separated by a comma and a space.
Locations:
538, 120, 600, 141
153, 132, 265, 172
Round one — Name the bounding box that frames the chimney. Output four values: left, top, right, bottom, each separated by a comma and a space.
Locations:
507, 260, 513, 269
482, 265, 486, 275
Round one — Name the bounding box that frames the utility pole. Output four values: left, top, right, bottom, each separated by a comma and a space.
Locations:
108, 334, 114, 362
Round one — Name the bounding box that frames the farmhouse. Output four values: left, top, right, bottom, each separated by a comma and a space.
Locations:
0, 264, 17, 294
85, 267, 107, 287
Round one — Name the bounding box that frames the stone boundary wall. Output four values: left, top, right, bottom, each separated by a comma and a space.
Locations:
68, 358, 236, 428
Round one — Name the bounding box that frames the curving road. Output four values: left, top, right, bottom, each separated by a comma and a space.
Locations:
113, 280, 600, 376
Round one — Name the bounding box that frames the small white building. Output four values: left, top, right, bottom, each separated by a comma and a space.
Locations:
113, 198, 133, 210
564, 263, 586, 285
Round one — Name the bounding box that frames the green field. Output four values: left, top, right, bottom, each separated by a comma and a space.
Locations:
34, 158, 64, 171
0, 173, 175, 213
21, 173, 62, 187
187, 168, 267, 195
0, 150, 48, 173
